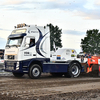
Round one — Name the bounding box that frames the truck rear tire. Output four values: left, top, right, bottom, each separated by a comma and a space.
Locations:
13, 72, 24, 78
66, 62, 81, 78
28, 64, 41, 79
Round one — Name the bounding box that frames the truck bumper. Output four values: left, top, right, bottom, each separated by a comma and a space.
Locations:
4, 61, 29, 73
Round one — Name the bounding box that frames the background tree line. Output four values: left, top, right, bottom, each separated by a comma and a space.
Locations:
48, 23, 100, 55
81, 29, 100, 54
47, 23, 62, 51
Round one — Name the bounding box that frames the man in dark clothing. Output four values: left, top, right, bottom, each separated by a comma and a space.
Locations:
29, 39, 35, 47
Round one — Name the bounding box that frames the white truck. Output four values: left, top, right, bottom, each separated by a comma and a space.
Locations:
4, 23, 84, 78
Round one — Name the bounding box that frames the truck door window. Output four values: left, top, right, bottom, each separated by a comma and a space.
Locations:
29, 38, 35, 47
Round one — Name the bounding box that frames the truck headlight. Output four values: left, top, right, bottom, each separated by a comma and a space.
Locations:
16, 62, 19, 70
15, 55, 18, 60
4, 55, 7, 60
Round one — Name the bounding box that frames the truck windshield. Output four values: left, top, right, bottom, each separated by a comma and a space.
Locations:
6, 37, 23, 47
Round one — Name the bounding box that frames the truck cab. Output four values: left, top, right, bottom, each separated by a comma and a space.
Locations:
4, 24, 50, 77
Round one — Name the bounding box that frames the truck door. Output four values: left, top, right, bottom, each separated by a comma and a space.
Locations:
21, 37, 37, 60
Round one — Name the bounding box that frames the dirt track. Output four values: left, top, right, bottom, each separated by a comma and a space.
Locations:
0, 72, 100, 100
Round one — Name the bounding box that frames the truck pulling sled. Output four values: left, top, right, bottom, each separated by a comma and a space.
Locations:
86, 56, 100, 75
4, 23, 100, 78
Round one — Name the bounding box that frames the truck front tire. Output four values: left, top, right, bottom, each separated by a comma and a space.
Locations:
28, 64, 41, 79
67, 62, 81, 78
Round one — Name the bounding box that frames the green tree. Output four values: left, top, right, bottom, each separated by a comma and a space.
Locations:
47, 23, 62, 51
81, 29, 100, 54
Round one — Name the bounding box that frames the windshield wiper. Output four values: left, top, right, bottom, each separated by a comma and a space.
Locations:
6, 45, 10, 48
11, 45, 18, 47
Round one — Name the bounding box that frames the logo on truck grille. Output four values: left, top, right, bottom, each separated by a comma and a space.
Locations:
7, 55, 15, 59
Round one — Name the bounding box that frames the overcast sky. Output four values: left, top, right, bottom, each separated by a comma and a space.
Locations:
0, 0, 100, 53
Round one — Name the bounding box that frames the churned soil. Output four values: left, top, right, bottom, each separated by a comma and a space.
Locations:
0, 71, 100, 100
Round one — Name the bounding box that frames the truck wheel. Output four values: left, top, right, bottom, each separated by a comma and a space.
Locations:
28, 64, 41, 79
13, 72, 24, 78
67, 62, 81, 78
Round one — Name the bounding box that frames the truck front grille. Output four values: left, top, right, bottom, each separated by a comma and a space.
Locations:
7, 55, 15, 59
6, 61, 16, 66
5, 61, 17, 70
